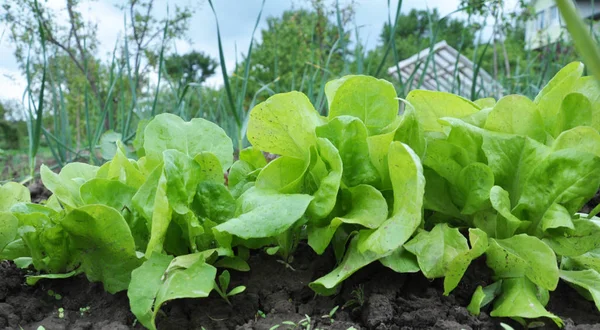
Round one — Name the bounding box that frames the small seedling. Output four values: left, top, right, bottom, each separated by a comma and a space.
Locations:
342, 285, 365, 311
213, 270, 246, 305
79, 306, 91, 316
321, 306, 339, 324
298, 315, 311, 329
47, 289, 62, 301
269, 315, 317, 330
57, 307, 65, 319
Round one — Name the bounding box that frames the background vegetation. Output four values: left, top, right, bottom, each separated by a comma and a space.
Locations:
0, 0, 586, 181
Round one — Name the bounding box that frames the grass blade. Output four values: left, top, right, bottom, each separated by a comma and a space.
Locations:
208, 0, 242, 127
557, 0, 600, 82
151, 14, 169, 116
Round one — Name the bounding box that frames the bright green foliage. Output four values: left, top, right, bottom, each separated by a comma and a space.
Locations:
559, 269, 600, 311
214, 188, 313, 239
241, 75, 426, 287
405, 90, 480, 132
2, 64, 600, 328
358, 142, 424, 255
0, 182, 30, 210
486, 235, 558, 290
326, 75, 398, 135
404, 224, 470, 279
443, 228, 488, 295
62, 205, 141, 293
40, 163, 99, 209
246, 91, 323, 159
142, 113, 234, 172
0, 113, 240, 325
0, 182, 29, 255
213, 270, 246, 305
128, 253, 174, 330
128, 253, 216, 330
490, 278, 562, 327
404, 61, 600, 325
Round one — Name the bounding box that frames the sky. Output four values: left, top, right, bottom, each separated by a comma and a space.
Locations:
0, 0, 519, 103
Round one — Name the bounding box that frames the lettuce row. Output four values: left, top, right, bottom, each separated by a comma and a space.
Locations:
1, 114, 240, 329
1, 62, 600, 328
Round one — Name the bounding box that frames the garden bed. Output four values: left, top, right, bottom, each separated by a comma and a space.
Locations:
2, 242, 600, 330
4, 67, 600, 330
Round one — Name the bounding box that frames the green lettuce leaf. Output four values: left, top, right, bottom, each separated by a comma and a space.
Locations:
305, 138, 343, 221
62, 205, 142, 293
404, 224, 469, 279
41, 163, 99, 209
12, 204, 73, 273
359, 142, 424, 254
163, 150, 203, 215
534, 61, 583, 133
573, 76, 600, 131
486, 235, 559, 291
379, 246, 420, 273
143, 113, 233, 172
554, 93, 593, 137
214, 187, 313, 239
0, 182, 30, 211
552, 126, 600, 158
483, 95, 545, 142
310, 231, 383, 295
561, 248, 600, 272
443, 228, 488, 295
514, 149, 600, 235
560, 269, 600, 311
482, 133, 550, 206
326, 75, 398, 135
467, 281, 502, 315
128, 253, 174, 330
407, 90, 480, 132
247, 91, 323, 159
316, 116, 379, 187
255, 156, 308, 193
128, 253, 216, 330
0, 212, 18, 254
307, 184, 388, 254
488, 186, 528, 238
544, 219, 600, 257
490, 277, 562, 327
453, 163, 494, 215
80, 178, 138, 211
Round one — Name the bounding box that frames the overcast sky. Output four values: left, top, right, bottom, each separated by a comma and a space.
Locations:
0, 0, 519, 103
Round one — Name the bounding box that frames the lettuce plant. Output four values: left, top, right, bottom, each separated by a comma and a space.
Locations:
0, 113, 247, 329
400, 61, 600, 326
216, 75, 426, 294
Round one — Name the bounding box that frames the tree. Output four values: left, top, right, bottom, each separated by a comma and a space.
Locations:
120, 0, 197, 91
0, 101, 24, 150
1, 0, 196, 150
164, 51, 218, 88
234, 2, 354, 107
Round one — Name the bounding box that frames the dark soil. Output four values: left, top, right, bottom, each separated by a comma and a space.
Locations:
27, 181, 52, 204
3, 185, 599, 330
2, 242, 600, 330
